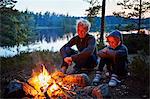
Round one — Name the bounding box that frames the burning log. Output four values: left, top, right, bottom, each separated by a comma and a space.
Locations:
22, 82, 39, 97
51, 71, 65, 83
6, 65, 107, 98
47, 81, 73, 98
22, 66, 75, 98
63, 73, 90, 87
46, 74, 73, 98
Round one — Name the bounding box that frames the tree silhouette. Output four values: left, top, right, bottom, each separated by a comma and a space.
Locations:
113, 0, 150, 33
0, 0, 17, 8
84, 0, 106, 43
100, 0, 106, 43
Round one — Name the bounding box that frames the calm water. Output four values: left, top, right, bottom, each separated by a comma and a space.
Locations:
0, 33, 74, 57
1, 30, 145, 57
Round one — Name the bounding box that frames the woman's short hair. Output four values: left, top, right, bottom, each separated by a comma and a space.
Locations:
76, 18, 91, 33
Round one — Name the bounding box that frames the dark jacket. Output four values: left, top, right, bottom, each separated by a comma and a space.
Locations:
60, 34, 97, 66
97, 30, 128, 63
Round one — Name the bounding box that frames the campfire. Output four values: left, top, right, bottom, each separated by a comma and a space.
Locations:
9, 64, 106, 98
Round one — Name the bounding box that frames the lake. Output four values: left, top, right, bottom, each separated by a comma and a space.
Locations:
1, 30, 148, 57
0, 33, 74, 57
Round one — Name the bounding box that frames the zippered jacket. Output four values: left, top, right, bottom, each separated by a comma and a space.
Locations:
60, 34, 97, 65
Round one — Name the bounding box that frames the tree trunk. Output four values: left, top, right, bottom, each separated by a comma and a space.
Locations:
138, 0, 142, 33
17, 44, 19, 55
100, 0, 106, 43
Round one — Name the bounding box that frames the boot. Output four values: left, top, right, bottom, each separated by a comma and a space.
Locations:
108, 74, 121, 87
92, 74, 102, 86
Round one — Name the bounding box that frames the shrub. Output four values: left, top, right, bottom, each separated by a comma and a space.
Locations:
123, 34, 149, 54
129, 51, 149, 95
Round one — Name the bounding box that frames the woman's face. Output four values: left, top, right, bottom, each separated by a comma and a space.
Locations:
77, 22, 88, 38
107, 36, 121, 49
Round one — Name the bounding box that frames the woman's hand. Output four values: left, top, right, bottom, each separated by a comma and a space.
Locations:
64, 57, 73, 66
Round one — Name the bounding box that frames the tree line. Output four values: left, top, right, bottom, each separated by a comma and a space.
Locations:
0, 0, 149, 48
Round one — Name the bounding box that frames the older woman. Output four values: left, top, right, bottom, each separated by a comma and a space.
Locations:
60, 18, 98, 74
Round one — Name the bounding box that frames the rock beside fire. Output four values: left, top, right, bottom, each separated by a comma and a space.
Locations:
4, 79, 25, 98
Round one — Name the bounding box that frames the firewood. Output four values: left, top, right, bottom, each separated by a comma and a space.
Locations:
51, 71, 65, 81
52, 71, 65, 77
47, 76, 72, 98
63, 74, 90, 87
27, 76, 43, 93
22, 82, 38, 97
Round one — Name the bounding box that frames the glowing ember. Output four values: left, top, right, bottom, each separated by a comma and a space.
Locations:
49, 82, 59, 92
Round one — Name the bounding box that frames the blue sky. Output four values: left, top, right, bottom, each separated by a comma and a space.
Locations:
14, 0, 149, 17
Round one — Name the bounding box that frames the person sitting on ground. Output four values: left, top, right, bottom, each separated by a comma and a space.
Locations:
60, 18, 98, 74
92, 30, 128, 87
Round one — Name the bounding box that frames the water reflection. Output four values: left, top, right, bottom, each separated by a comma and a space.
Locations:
0, 32, 108, 57
0, 33, 74, 57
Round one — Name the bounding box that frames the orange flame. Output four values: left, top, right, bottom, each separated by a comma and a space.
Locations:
38, 66, 51, 89
49, 82, 59, 92
27, 66, 51, 94
24, 65, 67, 97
